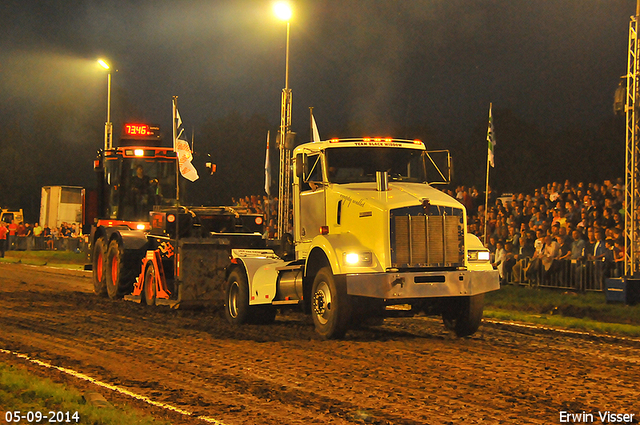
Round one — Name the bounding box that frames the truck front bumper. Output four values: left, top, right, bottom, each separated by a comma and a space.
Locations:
346, 269, 500, 299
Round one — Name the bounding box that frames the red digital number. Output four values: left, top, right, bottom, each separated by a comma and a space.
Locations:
125, 124, 149, 136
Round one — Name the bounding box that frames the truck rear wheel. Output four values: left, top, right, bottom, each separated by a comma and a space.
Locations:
92, 237, 107, 297
442, 294, 484, 337
142, 263, 156, 306
224, 269, 250, 325
311, 267, 351, 339
105, 240, 137, 299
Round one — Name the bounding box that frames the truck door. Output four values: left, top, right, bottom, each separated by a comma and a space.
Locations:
299, 153, 325, 242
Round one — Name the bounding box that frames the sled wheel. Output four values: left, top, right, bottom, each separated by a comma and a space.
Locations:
142, 263, 157, 306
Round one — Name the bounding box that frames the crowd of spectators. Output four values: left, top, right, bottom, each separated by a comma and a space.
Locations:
0, 220, 84, 254
446, 178, 626, 288
231, 195, 279, 238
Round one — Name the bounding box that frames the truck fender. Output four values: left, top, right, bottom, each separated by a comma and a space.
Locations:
233, 256, 287, 306
307, 233, 378, 276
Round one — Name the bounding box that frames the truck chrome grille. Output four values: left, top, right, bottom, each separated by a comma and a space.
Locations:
391, 206, 464, 268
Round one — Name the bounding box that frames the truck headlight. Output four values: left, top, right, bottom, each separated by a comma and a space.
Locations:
468, 250, 490, 262
343, 251, 372, 266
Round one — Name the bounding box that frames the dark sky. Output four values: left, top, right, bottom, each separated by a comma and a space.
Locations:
0, 0, 635, 211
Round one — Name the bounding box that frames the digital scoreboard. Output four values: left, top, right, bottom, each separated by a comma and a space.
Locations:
119, 123, 162, 146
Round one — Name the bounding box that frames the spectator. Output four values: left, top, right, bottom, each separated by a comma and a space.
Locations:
556, 234, 571, 261
502, 242, 517, 283
524, 229, 547, 284
8, 220, 17, 250
505, 223, 520, 252
0, 222, 7, 257
540, 234, 560, 283
492, 240, 507, 282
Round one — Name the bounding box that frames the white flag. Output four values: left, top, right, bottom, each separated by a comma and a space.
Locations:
174, 108, 199, 182
487, 103, 496, 168
312, 114, 321, 143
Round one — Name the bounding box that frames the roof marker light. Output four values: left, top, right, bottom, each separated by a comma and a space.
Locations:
330, 138, 340, 143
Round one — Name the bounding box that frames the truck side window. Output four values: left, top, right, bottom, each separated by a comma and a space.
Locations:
302, 154, 322, 192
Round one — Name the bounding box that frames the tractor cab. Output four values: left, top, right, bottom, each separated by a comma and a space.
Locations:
94, 124, 177, 226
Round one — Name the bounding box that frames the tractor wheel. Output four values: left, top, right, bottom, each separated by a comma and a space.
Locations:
311, 267, 351, 340
105, 239, 137, 299
224, 268, 251, 325
142, 263, 157, 306
92, 237, 107, 297
442, 294, 484, 337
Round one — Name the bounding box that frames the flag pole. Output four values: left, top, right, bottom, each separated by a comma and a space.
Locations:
265, 130, 271, 237
483, 102, 493, 246
483, 149, 490, 245
309, 107, 313, 142
172, 96, 180, 204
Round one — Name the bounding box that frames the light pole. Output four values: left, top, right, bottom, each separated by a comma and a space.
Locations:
274, 2, 293, 239
98, 59, 112, 151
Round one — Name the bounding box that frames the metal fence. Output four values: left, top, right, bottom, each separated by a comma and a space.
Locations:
5, 235, 88, 253
503, 258, 623, 292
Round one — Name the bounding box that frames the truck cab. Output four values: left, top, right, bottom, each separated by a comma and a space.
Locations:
1, 209, 24, 225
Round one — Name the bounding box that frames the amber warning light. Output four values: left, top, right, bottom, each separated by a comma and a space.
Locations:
124, 124, 150, 136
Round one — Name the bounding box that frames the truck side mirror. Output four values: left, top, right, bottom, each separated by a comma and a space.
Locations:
285, 132, 296, 150
295, 153, 305, 178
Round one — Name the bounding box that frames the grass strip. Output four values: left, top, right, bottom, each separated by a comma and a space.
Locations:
484, 308, 640, 338
0, 362, 169, 424
0, 251, 87, 270
484, 285, 640, 337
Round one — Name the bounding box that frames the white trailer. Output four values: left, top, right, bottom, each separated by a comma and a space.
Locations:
40, 186, 84, 229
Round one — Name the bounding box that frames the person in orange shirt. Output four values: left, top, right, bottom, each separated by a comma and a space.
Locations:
0, 222, 8, 257
8, 220, 18, 250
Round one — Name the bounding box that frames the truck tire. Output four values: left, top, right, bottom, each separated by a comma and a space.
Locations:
442, 294, 484, 337
105, 239, 137, 299
224, 269, 251, 325
311, 267, 351, 339
142, 263, 156, 306
92, 237, 107, 297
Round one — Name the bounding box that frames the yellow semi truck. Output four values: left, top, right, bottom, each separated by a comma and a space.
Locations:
224, 138, 499, 339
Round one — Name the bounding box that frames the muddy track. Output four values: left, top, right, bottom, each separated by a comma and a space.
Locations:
0, 263, 638, 425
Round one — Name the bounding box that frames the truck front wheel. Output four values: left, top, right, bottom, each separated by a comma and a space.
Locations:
92, 237, 107, 297
311, 267, 351, 340
442, 294, 484, 337
224, 269, 250, 325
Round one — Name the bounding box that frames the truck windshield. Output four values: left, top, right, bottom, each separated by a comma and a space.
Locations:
324, 147, 427, 184
105, 158, 177, 221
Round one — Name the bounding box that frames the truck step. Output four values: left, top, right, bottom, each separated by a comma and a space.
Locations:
271, 299, 301, 306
